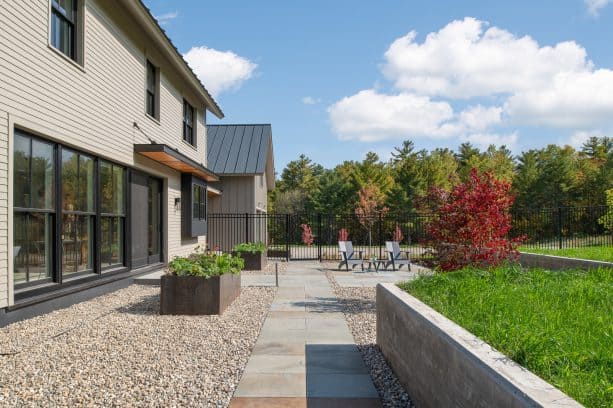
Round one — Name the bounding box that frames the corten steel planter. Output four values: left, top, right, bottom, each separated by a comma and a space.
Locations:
160, 273, 241, 315
233, 251, 267, 270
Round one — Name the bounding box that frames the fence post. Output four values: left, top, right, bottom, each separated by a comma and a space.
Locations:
245, 212, 250, 243
285, 213, 290, 261
378, 212, 383, 259
317, 213, 322, 262
557, 207, 563, 249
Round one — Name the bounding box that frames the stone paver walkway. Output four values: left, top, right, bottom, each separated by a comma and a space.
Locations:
230, 262, 381, 407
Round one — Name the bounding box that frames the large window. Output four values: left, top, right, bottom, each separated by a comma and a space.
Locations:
183, 100, 195, 146
100, 161, 125, 269
13, 131, 131, 292
146, 60, 158, 119
61, 149, 94, 275
13, 132, 55, 285
51, 0, 78, 61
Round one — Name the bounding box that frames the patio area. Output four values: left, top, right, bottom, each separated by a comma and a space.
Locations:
0, 261, 422, 407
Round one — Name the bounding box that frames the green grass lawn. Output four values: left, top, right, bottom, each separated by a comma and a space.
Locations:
399, 266, 613, 407
521, 246, 613, 263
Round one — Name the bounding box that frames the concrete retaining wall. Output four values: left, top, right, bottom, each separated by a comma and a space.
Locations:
376, 283, 582, 408
520, 252, 612, 271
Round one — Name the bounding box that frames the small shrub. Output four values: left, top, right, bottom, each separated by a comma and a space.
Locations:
168, 252, 244, 277
426, 168, 524, 271
301, 224, 314, 245
392, 223, 404, 242
598, 188, 613, 232
233, 242, 266, 254
338, 228, 349, 241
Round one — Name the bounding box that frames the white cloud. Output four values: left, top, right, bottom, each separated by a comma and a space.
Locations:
328, 17, 613, 145
302, 96, 321, 105
505, 69, 613, 128
585, 0, 612, 16
183, 46, 257, 97
568, 130, 607, 148
382, 17, 590, 99
328, 90, 506, 142
437, 105, 503, 137
154, 11, 178, 25
328, 90, 453, 142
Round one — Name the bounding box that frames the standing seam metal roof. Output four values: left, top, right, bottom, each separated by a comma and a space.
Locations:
206, 125, 272, 174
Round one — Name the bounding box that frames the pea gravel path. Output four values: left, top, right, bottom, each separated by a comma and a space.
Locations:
326, 271, 414, 408
0, 285, 275, 407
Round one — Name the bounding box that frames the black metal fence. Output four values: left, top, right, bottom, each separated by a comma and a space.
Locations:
208, 205, 612, 261
510, 205, 612, 250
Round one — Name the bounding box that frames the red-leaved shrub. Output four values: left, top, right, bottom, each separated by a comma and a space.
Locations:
301, 224, 314, 246
338, 228, 349, 241
392, 224, 404, 243
426, 168, 524, 271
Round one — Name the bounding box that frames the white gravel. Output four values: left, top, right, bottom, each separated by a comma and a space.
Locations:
0, 285, 275, 407
326, 272, 414, 408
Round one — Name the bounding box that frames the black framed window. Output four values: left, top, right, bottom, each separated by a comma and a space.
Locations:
192, 184, 206, 220
61, 149, 94, 276
183, 100, 195, 146
51, 0, 78, 60
100, 161, 125, 269
146, 60, 158, 118
13, 132, 55, 285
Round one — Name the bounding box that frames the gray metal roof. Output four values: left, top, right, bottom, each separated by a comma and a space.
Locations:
206, 124, 272, 174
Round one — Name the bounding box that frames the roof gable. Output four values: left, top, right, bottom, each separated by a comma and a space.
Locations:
207, 124, 273, 175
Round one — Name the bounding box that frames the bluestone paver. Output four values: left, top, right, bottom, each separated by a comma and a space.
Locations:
230, 262, 381, 407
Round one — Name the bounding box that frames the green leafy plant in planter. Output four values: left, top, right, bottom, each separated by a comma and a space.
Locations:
233, 242, 266, 254
232, 242, 267, 270
167, 252, 244, 277
161, 250, 244, 315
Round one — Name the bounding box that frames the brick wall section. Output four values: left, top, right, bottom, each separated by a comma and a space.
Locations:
0, 110, 8, 308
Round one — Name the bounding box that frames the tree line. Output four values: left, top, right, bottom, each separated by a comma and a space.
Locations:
268, 137, 612, 214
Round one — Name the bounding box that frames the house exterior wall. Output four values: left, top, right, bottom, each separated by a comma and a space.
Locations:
0, 0, 210, 308
208, 176, 256, 214
254, 174, 269, 213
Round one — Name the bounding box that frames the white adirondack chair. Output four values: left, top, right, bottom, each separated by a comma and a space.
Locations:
338, 241, 365, 271
385, 241, 411, 271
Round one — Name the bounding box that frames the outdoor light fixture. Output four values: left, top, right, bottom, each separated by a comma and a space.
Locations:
174, 197, 181, 209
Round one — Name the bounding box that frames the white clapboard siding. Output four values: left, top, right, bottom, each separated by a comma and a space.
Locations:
0, 0, 211, 305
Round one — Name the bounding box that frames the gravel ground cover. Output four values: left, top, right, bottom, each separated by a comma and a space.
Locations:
326, 272, 414, 408
241, 260, 287, 276
0, 285, 275, 407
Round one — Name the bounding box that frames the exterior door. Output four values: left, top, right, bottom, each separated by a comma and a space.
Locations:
130, 171, 162, 268
147, 178, 162, 264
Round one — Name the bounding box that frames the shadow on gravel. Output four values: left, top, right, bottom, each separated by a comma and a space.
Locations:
115, 295, 160, 315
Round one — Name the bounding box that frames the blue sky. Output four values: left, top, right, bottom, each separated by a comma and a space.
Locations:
144, 0, 613, 170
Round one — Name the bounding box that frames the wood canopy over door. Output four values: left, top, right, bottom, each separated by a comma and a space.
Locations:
130, 171, 163, 269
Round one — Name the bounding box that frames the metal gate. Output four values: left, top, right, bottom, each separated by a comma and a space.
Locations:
207, 213, 433, 261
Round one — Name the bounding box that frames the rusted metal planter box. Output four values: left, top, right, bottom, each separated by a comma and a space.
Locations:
233, 251, 267, 270
160, 273, 241, 315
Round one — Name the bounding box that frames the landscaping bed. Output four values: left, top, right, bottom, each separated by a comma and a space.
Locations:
398, 265, 613, 407
0, 285, 275, 406
520, 246, 613, 263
